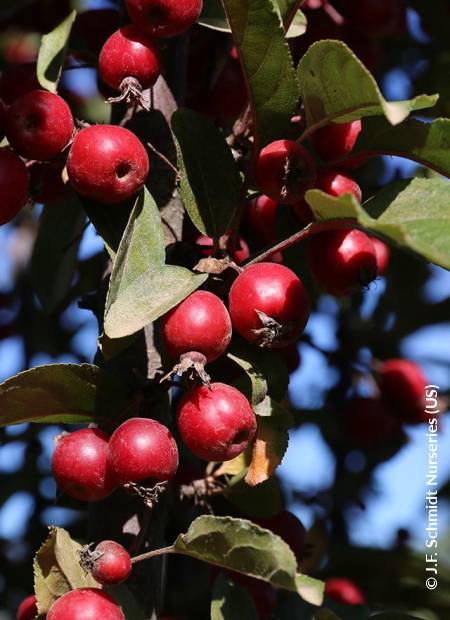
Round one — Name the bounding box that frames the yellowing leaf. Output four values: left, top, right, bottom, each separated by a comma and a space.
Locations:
245, 418, 289, 486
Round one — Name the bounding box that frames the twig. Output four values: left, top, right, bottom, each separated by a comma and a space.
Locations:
244, 219, 357, 266
131, 545, 176, 564
147, 142, 180, 180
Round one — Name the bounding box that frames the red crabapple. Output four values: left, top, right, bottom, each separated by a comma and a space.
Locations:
51, 428, 115, 502
0, 148, 30, 225
107, 417, 179, 485
47, 588, 124, 620
125, 0, 203, 38
371, 237, 390, 276
177, 383, 257, 461
316, 169, 362, 202
294, 169, 362, 224
378, 359, 428, 423
343, 397, 401, 444
325, 578, 366, 605
311, 120, 362, 162
16, 595, 37, 620
6, 90, 74, 161
228, 263, 310, 348
161, 290, 232, 366
91, 541, 132, 585
195, 234, 250, 264
255, 140, 316, 204
254, 510, 306, 566
307, 229, 377, 296
98, 26, 161, 101
67, 125, 149, 204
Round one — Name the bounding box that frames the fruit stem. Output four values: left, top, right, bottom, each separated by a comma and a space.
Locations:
131, 545, 176, 564
244, 218, 357, 266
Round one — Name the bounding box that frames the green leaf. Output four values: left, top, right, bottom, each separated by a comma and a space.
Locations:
172, 109, 242, 238
222, 0, 299, 147
286, 9, 307, 38
253, 397, 294, 427
228, 343, 289, 404
174, 516, 324, 606
104, 187, 207, 339
198, 0, 230, 31
211, 574, 259, 620
37, 10, 77, 92
34, 527, 98, 616
199, 0, 305, 36
245, 417, 289, 486
298, 40, 438, 128
30, 196, 86, 314
225, 471, 283, 519
345, 117, 450, 178
0, 364, 128, 427
80, 197, 132, 259
305, 178, 450, 270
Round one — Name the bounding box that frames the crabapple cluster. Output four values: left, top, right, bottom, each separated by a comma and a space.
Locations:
249, 117, 390, 297
0, 0, 203, 223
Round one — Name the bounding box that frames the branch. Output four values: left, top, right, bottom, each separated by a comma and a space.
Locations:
244, 218, 357, 266
131, 545, 176, 565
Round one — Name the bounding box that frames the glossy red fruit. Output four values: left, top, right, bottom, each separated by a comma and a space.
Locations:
6, 90, 74, 161
177, 383, 257, 461
92, 541, 132, 585
52, 429, 115, 502
228, 263, 310, 348
255, 140, 316, 204
16, 595, 37, 620
342, 0, 404, 38
98, 25, 161, 91
125, 0, 203, 38
343, 397, 401, 444
47, 588, 124, 620
0, 63, 40, 104
0, 148, 30, 225
378, 359, 428, 423
308, 229, 377, 296
293, 169, 362, 224
371, 237, 390, 276
161, 291, 232, 363
67, 125, 149, 204
255, 510, 306, 566
325, 578, 366, 605
317, 169, 362, 202
311, 120, 362, 162
108, 417, 179, 484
